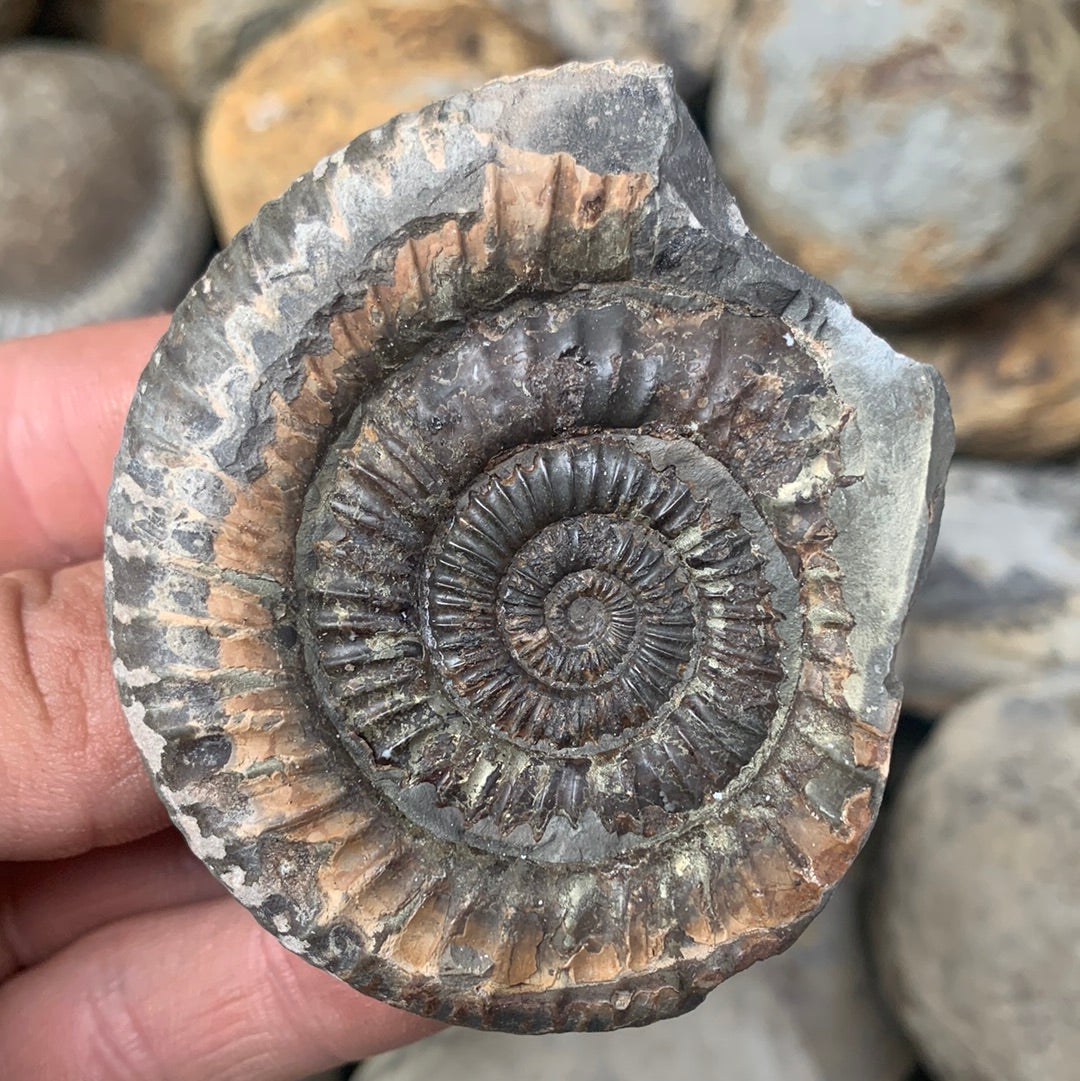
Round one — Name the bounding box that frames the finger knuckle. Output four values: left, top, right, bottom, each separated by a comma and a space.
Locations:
70, 960, 166, 1081
0, 566, 145, 858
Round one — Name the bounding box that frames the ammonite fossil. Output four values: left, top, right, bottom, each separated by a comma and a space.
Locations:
105, 62, 952, 1033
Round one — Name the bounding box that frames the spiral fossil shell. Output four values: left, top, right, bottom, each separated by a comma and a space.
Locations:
105, 62, 952, 1032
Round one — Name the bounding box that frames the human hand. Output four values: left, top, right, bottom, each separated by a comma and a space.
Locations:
0, 316, 442, 1080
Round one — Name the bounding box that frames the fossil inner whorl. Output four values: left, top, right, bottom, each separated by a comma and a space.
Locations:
297, 293, 807, 851
305, 432, 791, 849
426, 440, 703, 752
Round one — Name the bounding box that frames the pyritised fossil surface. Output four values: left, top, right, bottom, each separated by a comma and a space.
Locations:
105, 62, 952, 1033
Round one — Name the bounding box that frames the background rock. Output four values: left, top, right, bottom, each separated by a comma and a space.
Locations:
31, 0, 101, 37
710, 0, 1080, 320
886, 245, 1080, 459
351, 869, 912, 1081
898, 459, 1080, 717
873, 673, 1080, 1081
58, 0, 319, 113
0, 43, 211, 341
200, 0, 557, 239
0, 0, 37, 39
488, 0, 735, 97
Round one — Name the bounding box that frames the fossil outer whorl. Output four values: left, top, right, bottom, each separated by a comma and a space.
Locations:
105, 62, 952, 1033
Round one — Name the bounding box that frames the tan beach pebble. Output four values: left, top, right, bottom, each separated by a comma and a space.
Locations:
0, 43, 211, 340
887, 246, 1080, 460
88, 0, 319, 113
32, 1, 317, 111
873, 673, 1080, 1081
200, 0, 557, 239
0, 0, 38, 39
710, 0, 1080, 320
488, 0, 735, 96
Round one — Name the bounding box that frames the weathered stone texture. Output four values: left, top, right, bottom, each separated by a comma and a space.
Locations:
106, 62, 950, 1032
874, 673, 1080, 1081
0, 43, 210, 340
710, 0, 1080, 319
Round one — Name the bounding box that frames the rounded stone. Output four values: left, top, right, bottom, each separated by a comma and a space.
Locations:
873, 673, 1080, 1081
200, 0, 557, 239
0, 0, 38, 40
488, 0, 736, 97
897, 459, 1080, 717
82, 0, 320, 114
0, 43, 211, 341
710, 0, 1080, 320
886, 245, 1080, 459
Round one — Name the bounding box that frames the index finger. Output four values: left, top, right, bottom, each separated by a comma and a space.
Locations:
0, 315, 169, 574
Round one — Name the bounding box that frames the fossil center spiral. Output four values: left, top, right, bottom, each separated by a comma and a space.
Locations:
424, 442, 700, 751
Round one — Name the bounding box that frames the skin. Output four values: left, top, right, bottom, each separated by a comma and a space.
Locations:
0, 316, 441, 1081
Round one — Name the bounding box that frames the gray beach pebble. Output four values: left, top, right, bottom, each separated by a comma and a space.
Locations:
710, 0, 1080, 319
898, 459, 1080, 717
0, 44, 211, 340
489, 0, 736, 96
